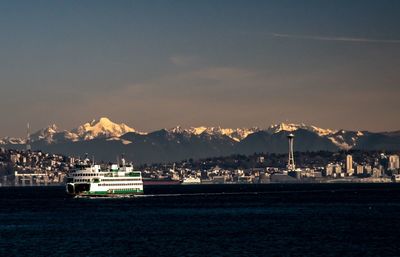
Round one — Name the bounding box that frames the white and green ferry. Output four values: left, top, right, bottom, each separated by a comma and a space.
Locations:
66, 159, 143, 197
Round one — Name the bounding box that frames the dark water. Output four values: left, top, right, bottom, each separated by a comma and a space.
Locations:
1, 184, 400, 257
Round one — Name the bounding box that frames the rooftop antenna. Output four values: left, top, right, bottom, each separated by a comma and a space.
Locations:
26, 122, 31, 152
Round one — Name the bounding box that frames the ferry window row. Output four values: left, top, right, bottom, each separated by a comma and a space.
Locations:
110, 188, 140, 192
75, 179, 90, 182
99, 183, 142, 187
72, 173, 98, 177
101, 178, 141, 181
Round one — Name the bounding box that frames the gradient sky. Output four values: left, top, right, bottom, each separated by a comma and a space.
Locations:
1, 0, 399, 137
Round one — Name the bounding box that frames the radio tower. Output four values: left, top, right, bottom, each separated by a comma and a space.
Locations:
26, 122, 31, 151
287, 133, 295, 171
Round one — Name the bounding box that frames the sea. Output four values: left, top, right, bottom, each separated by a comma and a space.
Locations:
1, 183, 400, 257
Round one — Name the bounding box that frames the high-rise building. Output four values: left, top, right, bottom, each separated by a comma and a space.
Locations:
388, 155, 400, 170
287, 133, 295, 171
356, 165, 364, 175
346, 155, 354, 175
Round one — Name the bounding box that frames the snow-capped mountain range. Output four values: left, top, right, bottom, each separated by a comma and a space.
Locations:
1, 117, 260, 144
266, 123, 364, 150
1, 117, 399, 163
167, 125, 260, 142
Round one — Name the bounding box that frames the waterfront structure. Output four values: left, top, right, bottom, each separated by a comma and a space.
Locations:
14, 171, 49, 186
287, 133, 295, 171
388, 155, 400, 170
182, 176, 201, 184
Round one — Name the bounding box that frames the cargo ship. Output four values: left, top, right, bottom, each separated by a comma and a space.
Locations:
65, 158, 143, 197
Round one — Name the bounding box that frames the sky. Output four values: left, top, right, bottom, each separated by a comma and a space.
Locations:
0, 0, 399, 136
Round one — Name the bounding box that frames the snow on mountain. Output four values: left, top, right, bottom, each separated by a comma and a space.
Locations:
168, 126, 259, 141
217, 127, 260, 142
72, 117, 137, 140
168, 125, 187, 135
266, 123, 365, 149
267, 123, 337, 137
106, 137, 133, 145
31, 124, 59, 143
327, 130, 364, 150
267, 123, 302, 133
0, 137, 25, 145
0, 117, 143, 145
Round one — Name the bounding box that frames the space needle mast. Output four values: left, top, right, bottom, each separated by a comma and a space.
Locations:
26, 122, 31, 151
287, 133, 295, 171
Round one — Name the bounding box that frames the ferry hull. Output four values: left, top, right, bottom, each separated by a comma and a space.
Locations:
66, 183, 143, 197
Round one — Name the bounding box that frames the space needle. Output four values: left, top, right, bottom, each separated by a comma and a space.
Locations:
287, 133, 295, 171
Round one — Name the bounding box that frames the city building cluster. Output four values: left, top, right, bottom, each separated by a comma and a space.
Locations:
140, 152, 400, 184
325, 154, 400, 179
0, 148, 73, 186
139, 134, 400, 184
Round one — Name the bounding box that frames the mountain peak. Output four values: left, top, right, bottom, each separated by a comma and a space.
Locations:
46, 124, 59, 133
90, 117, 113, 126
169, 125, 185, 134
267, 123, 305, 134
29, 123, 60, 143
74, 117, 136, 140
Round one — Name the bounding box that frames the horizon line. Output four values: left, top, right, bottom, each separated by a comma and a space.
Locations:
271, 33, 400, 44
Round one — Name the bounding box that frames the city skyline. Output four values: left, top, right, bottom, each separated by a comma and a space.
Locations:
1, 0, 399, 137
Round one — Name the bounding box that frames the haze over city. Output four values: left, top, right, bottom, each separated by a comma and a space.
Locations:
1, 0, 399, 137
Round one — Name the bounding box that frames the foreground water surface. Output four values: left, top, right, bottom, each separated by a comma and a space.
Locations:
1, 184, 400, 256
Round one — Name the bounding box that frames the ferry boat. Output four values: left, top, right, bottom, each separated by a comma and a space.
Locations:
65, 158, 143, 197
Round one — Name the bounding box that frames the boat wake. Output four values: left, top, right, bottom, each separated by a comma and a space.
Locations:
130, 191, 261, 198
73, 191, 262, 199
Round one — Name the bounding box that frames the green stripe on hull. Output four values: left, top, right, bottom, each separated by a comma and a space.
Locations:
112, 189, 144, 194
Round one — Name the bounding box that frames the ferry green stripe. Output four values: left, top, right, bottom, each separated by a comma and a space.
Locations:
84, 189, 144, 195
